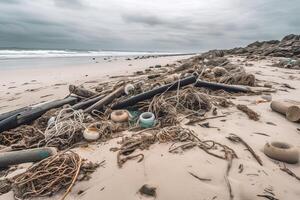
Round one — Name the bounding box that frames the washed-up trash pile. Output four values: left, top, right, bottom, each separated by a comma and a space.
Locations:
0, 50, 299, 199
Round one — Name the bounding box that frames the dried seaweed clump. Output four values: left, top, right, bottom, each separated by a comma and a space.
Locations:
0, 125, 43, 147
13, 151, 81, 199
175, 87, 212, 113
12, 151, 99, 199
147, 95, 178, 127
237, 104, 259, 121
156, 126, 195, 143
219, 72, 255, 86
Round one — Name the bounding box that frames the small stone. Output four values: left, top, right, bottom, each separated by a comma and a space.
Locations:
263, 83, 272, 88
139, 184, 156, 197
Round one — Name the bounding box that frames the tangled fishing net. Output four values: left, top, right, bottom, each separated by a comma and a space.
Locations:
39, 108, 86, 150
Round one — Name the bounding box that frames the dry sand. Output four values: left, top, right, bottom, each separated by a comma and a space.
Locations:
1, 55, 300, 200
0, 55, 191, 113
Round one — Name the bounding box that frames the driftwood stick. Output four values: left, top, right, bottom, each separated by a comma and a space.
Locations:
225, 154, 234, 200
188, 172, 211, 182
280, 164, 300, 181
227, 134, 263, 166
185, 115, 226, 125
84, 86, 125, 113
195, 80, 250, 93
257, 194, 279, 200
69, 85, 96, 98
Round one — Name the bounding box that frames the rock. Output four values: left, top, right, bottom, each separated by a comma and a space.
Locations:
174, 63, 192, 72
264, 83, 272, 88
148, 74, 161, 79
139, 184, 156, 197
135, 71, 144, 75
154, 65, 161, 68
223, 34, 300, 58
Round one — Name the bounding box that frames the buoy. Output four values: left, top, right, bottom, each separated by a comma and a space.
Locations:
47, 117, 56, 126
111, 110, 129, 122
263, 142, 299, 164
83, 125, 100, 141
139, 112, 155, 128
124, 84, 135, 95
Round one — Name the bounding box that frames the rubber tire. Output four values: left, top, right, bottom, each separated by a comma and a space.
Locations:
264, 142, 299, 164
83, 126, 100, 141
111, 110, 129, 122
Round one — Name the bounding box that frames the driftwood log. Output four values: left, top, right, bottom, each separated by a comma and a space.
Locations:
72, 95, 105, 110
0, 147, 57, 168
111, 75, 197, 110
271, 100, 300, 122
195, 80, 250, 93
0, 97, 78, 133
84, 86, 125, 113
69, 85, 96, 98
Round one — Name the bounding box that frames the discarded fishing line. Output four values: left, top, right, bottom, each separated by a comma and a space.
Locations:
227, 134, 263, 166
237, 104, 260, 121
39, 108, 86, 150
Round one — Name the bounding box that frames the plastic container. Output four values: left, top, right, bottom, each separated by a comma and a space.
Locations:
139, 112, 155, 128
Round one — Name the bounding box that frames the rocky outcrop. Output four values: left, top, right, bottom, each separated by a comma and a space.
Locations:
225, 34, 300, 58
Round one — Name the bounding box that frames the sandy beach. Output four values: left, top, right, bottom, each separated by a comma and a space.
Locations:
1, 31, 300, 200
0, 55, 192, 113
1, 0, 300, 199
1, 50, 300, 200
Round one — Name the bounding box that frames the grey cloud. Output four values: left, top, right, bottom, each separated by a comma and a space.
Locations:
0, 0, 299, 51
122, 13, 167, 26
53, 0, 85, 9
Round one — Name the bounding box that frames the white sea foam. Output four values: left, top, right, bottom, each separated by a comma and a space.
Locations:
0, 49, 177, 59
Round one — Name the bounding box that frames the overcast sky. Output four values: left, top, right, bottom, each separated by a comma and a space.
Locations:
0, 0, 299, 52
